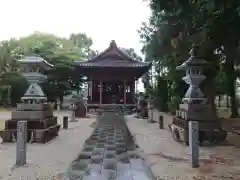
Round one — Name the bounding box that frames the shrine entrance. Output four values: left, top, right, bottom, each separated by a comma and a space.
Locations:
102, 81, 124, 104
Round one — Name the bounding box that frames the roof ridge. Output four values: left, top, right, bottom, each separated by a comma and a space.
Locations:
87, 40, 134, 62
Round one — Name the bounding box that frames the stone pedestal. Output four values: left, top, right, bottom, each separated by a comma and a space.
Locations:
170, 103, 227, 145
1, 103, 60, 143
75, 102, 87, 118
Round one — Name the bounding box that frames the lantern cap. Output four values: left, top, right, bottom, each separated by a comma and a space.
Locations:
177, 45, 209, 70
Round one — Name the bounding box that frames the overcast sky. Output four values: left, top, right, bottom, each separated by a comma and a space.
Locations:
0, 0, 150, 55
0, 0, 150, 92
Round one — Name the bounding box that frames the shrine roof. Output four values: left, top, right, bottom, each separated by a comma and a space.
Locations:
73, 40, 151, 68
18, 55, 54, 69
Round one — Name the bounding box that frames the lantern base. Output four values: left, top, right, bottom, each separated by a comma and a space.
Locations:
169, 103, 227, 145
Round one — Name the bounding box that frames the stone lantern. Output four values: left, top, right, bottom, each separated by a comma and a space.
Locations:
176, 47, 207, 104
2, 55, 60, 143
169, 46, 227, 145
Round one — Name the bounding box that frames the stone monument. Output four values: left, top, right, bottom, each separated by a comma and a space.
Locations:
169, 46, 227, 145
2, 55, 61, 143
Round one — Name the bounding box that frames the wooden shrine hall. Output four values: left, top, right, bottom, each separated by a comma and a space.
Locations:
73, 40, 151, 108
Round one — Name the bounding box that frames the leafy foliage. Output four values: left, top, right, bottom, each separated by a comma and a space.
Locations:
0, 32, 96, 105
139, 0, 240, 117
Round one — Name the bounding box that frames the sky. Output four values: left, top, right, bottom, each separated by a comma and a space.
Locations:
0, 0, 151, 55
0, 0, 151, 91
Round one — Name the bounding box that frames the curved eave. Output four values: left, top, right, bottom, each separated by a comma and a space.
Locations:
72, 61, 151, 68
18, 56, 54, 69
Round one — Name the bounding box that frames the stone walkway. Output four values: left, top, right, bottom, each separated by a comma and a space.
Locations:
60, 112, 155, 180
126, 114, 240, 180
0, 111, 95, 180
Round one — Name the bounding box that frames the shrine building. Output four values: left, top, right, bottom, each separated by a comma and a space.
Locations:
73, 40, 151, 108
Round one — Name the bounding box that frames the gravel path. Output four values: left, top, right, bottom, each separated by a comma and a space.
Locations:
0, 111, 95, 180
126, 114, 240, 180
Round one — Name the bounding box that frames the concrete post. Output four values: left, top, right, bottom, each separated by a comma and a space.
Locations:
57, 100, 60, 111
16, 121, 27, 166
63, 116, 68, 129
69, 109, 76, 122
148, 103, 154, 122
189, 121, 199, 168
158, 115, 164, 129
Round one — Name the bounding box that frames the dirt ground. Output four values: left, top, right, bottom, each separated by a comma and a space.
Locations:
0, 111, 95, 180
126, 113, 240, 180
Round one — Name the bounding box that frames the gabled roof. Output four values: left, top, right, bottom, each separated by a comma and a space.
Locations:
73, 40, 151, 68
18, 55, 54, 70
88, 40, 134, 62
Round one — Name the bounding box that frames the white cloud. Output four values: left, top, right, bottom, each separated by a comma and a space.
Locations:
0, 0, 150, 54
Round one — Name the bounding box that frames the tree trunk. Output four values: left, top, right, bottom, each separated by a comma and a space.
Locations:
225, 46, 239, 117
218, 95, 221, 108
203, 77, 217, 112
226, 95, 229, 108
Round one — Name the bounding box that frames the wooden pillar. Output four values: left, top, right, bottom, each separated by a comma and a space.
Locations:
135, 79, 138, 93
131, 80, 135, 103
90, 76, 93, 101
100, 80, 102, 104
124, 80, 126, 104
87, 81, 90, 97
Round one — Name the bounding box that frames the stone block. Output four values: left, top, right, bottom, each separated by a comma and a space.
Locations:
103, 159, 117, 171
85, 140, 97, 146
70, 161, 88, 171
101, 169, 117, 179
34, 124, 60, 143
92, 149, 104, 156
16, 103, 51, 111
11, 109, 53, 120
117, 163, 133, 180
87, 163, 102, 175
179, 103, 217, 121
130, 159, 145, 170
90, 155, 103, 164
83, 146, 94, 152
65, 170, 85, 180
96, 143, 105, 148
78, 151, 92, 160
5, 117, 57, 130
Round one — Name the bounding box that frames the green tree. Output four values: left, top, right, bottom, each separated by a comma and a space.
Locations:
0, 32, 95, 104
70, 33, 98, 59
121, 48, 143, 61
139, 0, 240, 117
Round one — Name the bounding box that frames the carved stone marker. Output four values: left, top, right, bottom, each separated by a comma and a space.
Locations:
189, 121, 199, 168
69, 104, 77, 122
148, 101, 154, 122
63, 116, 68, 129
159, 116, 164, 129
70, 110, 75, 122
16, 121, 27, 166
